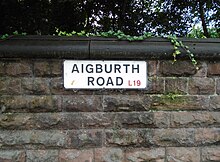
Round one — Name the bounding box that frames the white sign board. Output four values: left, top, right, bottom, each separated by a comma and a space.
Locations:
64, 60, 147, 89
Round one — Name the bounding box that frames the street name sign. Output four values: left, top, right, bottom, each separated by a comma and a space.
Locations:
64, 60, 147, 89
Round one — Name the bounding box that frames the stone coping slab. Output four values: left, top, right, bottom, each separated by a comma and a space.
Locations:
0, 36, 219, 60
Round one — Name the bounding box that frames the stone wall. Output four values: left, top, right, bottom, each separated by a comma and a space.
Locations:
0, 37, 220, 162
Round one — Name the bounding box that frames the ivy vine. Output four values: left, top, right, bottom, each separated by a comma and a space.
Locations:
0, 28, 199, 69
167, 35, 198, 69
0, 31, 26, 40
55, 28, 198, 68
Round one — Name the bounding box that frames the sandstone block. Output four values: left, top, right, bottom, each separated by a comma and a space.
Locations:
150, 95, 209, 111
125, 148, 165, 162
0, 130, 68, 149
189, 78, 215, 95
26, 150, 58, 162
34, 61, 51, 77
166, 147, 200, 162
0, 113, 33, 129
152, 128, 195, 146
115, 112, 154, 128
63, 95, 103, 112
0, 95, 29, 113
165, 78, 188, 94
29, 95, 61, 112
154, 112, 170, 128
210, 96, 220, 111
68, 130, 103, 148
34, 112, 82, 130
170, 112, 220, 128
201, 147, 220, 162
81, 112, 116, 129
105, 129, 143, 147
195, 128, 220, 145
208, 61, 220, 76
217, 79, 220, 94
50, 77, 66, 95
103, 95, 148, 112
59, 149, 94, 162
6, 62, 32, 76
159, 61, 197, 76
0, 95, 61, 113
7, 78, 21, 94
22, 78, 50, 94
51, 60, 62, 76
146, 77, 164, 94
0, 150, 25, 162
148, 60, 159, 77
194, 61, 207, 77
0, 78, 8, 94
95, 148, 124, 162
0, 62, 6, 76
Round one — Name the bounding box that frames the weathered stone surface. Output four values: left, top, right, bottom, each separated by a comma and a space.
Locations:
68, 130, 102, 148
150, 95, 209, 111
22, 78, 50, 94
51, 78, 90, 95
0, 78, 8, 94
0, 130, 68, 149
7, 78, 21, 94
201, 147, 220, 162
0, 150, 25, 162
0, 112, 116, 130
159, 61, 197, 76
6, 62, 32, 76
0, 95, 29, 113
103, 95, 148, 112
0, 113, 33, 129
166, 147, 200, 162
115, 112, 154, 128
210, 96, 220, 111
105, 129, 144, 147
170, 112, 220, 128
34, 113, 82, 130
0, 112, 159, 130
0, 78, 22, 95
217, 79, 220, 94
154, 112, 170, 128
148, 60, 159, 77
31, 95, 61, 112
59, 149, 94, 162
152, 128, 195, 146
63, 95, 103, 112
34, 61, 51, 77
125, 148, 165, 162
208, 61, 220, 76
165, 78, 188, 94
50, 77, 66, 95
26, 150, 58, 162
105, 129, 153, 147
194, 61, 207, 77
0, 95, 61, 113
189, 78, 215, 95
0, 57, 220, 158
95, 148, 124, 162
0, 62, 6, 76
195, 128, 220, 145
81, 113, 116, 129
146, 77, 164, 94
51, 60, 62, 76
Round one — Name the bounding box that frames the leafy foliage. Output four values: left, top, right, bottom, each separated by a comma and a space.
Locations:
0, 0, 219, 37
0, 31, 26, 39
188, 27, 220, 38
55, 28, 200, 68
